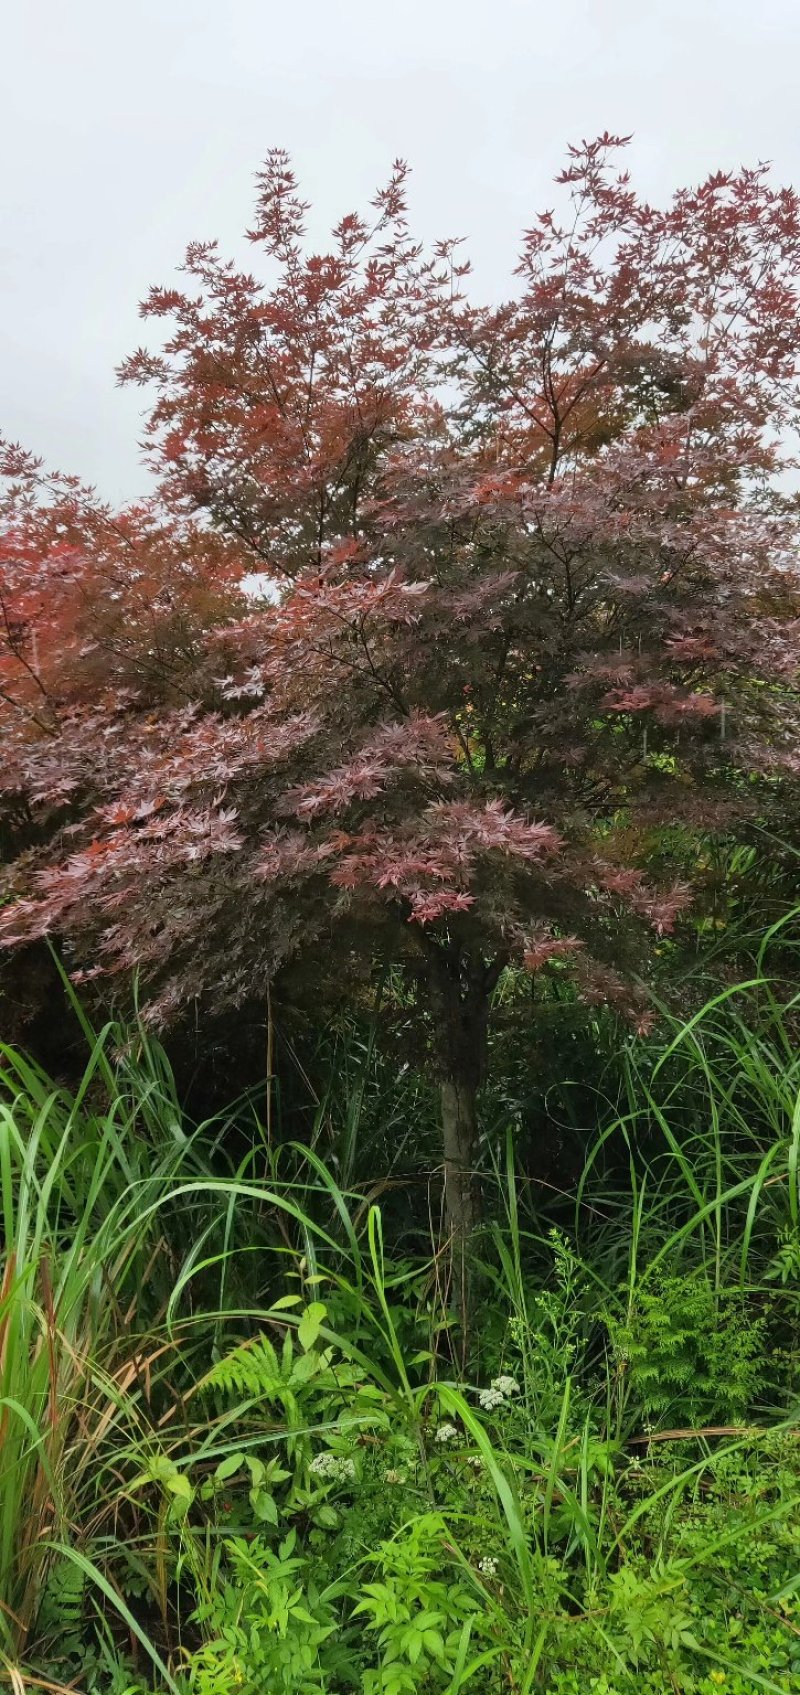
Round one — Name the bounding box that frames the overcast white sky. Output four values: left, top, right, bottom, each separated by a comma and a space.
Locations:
3, 0, 800, 502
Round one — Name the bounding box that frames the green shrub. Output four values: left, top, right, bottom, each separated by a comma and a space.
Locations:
608, 1274, 766, 1426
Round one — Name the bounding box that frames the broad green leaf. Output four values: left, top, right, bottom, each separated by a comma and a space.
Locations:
214, 1452, 244, 1482
251, 1488, 279, 1524
298, 1300, 327, 1350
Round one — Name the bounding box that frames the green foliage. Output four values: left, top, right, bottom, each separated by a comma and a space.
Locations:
0, 1017, 208, 1670
355, 1515, 486, 1695
5, 963, 800, 1693
186, 1531, 346, 1695
609, 1275, 766, 1425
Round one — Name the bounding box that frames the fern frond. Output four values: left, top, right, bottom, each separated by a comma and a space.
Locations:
198, 1333, 283, 1400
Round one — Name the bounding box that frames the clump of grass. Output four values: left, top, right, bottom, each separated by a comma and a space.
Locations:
0, 1018, 216, 1686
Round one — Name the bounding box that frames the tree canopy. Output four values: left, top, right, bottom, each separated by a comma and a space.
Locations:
3, 135, 800, 1234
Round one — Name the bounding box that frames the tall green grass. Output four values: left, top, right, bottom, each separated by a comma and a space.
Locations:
0, 1019, 217, 1682
576, 976, 800, 1308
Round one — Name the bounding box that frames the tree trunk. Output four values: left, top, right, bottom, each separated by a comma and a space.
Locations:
440, 1074, 479, 1242
426, 943, 505, 1302
438, 1048, 480, 1324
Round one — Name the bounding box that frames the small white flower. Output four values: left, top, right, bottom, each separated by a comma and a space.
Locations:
383, 1468, 405, 1485
310, 1452, 355, 1482
491, 1374, 520, 1398
478, 1374, 521, 1411
467, 1455, 484, 1472
435, 1422, 459, 1445
479, 1556, 498, 1577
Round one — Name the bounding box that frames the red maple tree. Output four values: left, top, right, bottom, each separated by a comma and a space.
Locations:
3, 138, 800, 1243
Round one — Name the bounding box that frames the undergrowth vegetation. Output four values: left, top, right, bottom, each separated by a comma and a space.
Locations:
3, 957, 800, 1693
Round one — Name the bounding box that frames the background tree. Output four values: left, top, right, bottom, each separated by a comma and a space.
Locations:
2, 138, 800, 1251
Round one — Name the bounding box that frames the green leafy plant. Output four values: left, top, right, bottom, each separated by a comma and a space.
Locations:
186, 1530, 347, 1695
608, 1274, 765, 1426
355, 1514, 486, 1695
